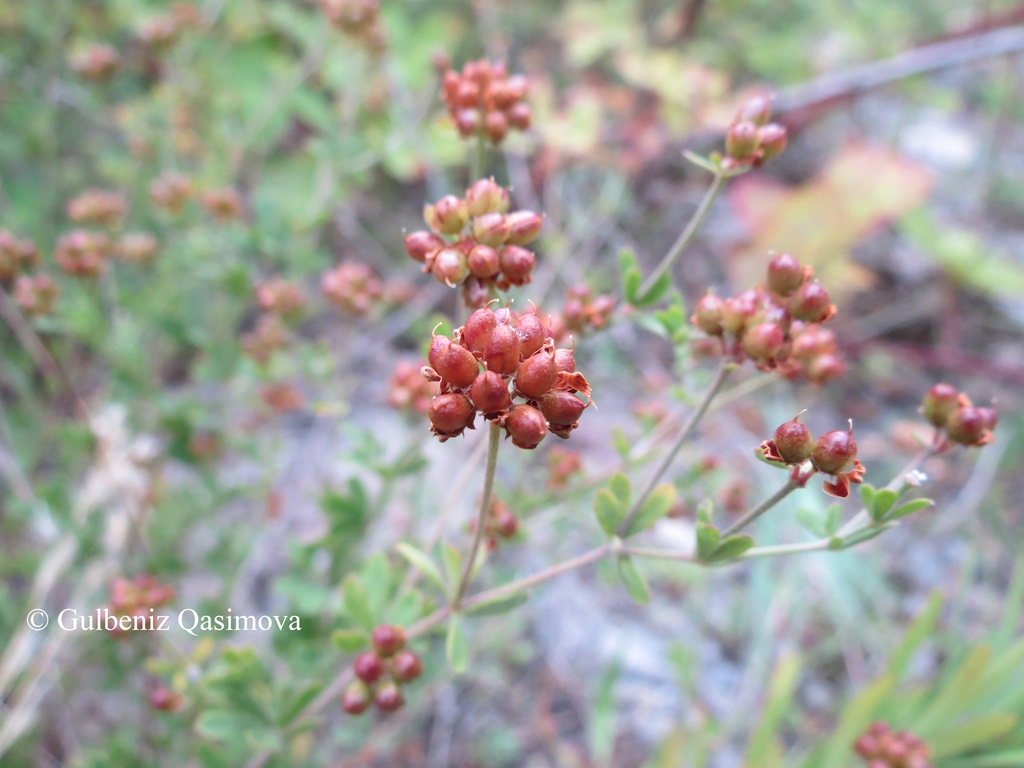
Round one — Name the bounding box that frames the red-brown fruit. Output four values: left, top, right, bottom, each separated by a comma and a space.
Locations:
554, 348, 576, 373
370, 624, 406, 657
463, 308, 498, 354
467, 244, 501, 278
484, 110, 509, 143
507, 102, 532, 130
404, 231, 444, 263
391, 651, 424, 683
353, 651, 384, 684
921, 383, 960, 428
692, 294, 725, 335
773, 416, 814, 464
470, 370, 512, 413
537, 391, 585, 427
471, 213, 511, 247
483, 323, 521, 374
741, 321, 784, 361
436, 342, 479, 388
946, 406, 996, 446
498, 245, 535, 284
504, 404, 548, 449
374, 682, 405, 713
430, 247, 468, 286
789, 282, 832, 322
514, 313, 546, 357
428, 393, 476, 433
515, 349, 558, 398
504, 211, 543, 246
433, 195, 469, 235
342, 682, 371, 715
766, 252, 805, 296
811, 428, 858, 474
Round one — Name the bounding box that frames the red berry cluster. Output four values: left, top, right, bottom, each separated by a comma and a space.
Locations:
108, 575, 175, 637
149, 685, 185, 712
549, 284, 617, 341
387, 360, 439, 415
760, 414, 866, 498
854, 722, 932, 768
255, 278, 307, 320
72, 45, 122, 81
470, 497, 520, 551
343, 625, 423, 715
691, 252, 844, 383
13, 274, 60, 317
321, 261, 384, 315
56, 230, 111, 279
0, 230, 40, 283
117, 232, 160, 265
440, 60, 531, 144
241, 315, 289, 365
723, 95, 788, 170
423, 306, 592, 449
200, 187, 245, 221
921, 383, 997, 448
405, 179, 543, 307
320, 0, 385, 48
66, 189, 128, 227
547, 446, 583, 489
150, 172, 193, 213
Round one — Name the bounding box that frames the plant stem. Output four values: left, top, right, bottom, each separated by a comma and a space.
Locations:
616, 361, 733, 537
835, 445, 937, 538
469, 133, 486, 183
721, 479, 799, 537
637, 171, 725, 298
452, 422, 501, 609
620, 544, 697, 562
739, 540, 830, 559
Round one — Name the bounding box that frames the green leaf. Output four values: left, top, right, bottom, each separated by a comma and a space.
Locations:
707, 534, 755, 563
928, 714, 1018, 758
886, 592, 942, 679
387, 591, 423, 628
941, 750, 1024, 767
330, 629, 368, 653
744, 652, 801, 765
695, 499, 714, 525
277, 683, 323, 726
913, 645, 992, 738
617, 555, 650, 605
446, 613, 469, 673
696, 521, 720, 561
465, 591, 528, 617
870, 489, 899, 521
594, 489, 626, 536
634, 271, 672, 308
441, 543, 462, 590
682, 150, 719, 174
829, 525, 889, 550
885, 498, 934, 522
609, 473, 631, 506
795, 503, 842, 539
195, 709, 264, 742
589, 662, 621, 763
362, 552, 392, 616
859, 483, 877, 511
619, 249, 642, 304
341, 574, 375, 631
395, 542, 448, 597
624, 484, 676, 537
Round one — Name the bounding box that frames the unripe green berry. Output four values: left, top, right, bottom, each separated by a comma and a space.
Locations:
921, 383, 960, 428
692, 294, 725, 336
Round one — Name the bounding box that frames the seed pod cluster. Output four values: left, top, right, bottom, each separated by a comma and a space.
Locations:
320, 0, 386, 49
548, 284, 617, 340
853, 722, 932, 768
0, 230, 40, 284
921, 383, 997, 448
423, 306, 592, 448
722, 94, 788, 170
343, 624, 423, 716
107, 574, 175, 638
55, 230, 111, 279
321, 261, 384, 316
440, 59, 531, 144
71, 45, 122, 81
255, 277, 307, 320
387, 360, 439, 415
13, 274, 60, 317
405, 179, 543, 307
470, 497, 520, 552
759, 416, 866, 498
691, 251, 842, 383
66, 189, 128, 227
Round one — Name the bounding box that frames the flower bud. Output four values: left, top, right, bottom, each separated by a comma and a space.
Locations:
471, 212, 511, 246
504, 211, 544, 246
391, 651, 424, 683
433, 195, 469, 234
789, 281, 833, 322
773, 415, 814, 464
342, 681, 371, 715
921, 383, 960, 428
504, 404, 548, 449
353, 651, 384, 684
812, 426, 858, 474
766, 252, 805, 296
467, 244, 501, 278
430, 247, 469, 286
498, 245, 535, 284
374, 681, 405, 713
515, 349, 558, 398
370, 624, 406, 657
726, 120, 759, 160
757, 123, 788, 162
741, 321, 784, 361
470, 370, 511, 413
462, 308, 498, 354
404, 230, 444, 263
465, 178, 509, 216
429, 393, 476, 435
483, 322, 521, 374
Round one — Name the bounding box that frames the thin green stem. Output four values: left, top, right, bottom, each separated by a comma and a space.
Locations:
638, 172, 725, 298
721, 479, 799, 538
620, 545, 697, 563
739, 540, 831, 559
616, 361, 733, 537
469, 133, 487, 183
452, 422, 501, 609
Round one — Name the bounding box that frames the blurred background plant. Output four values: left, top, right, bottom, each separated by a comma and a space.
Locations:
0, 0, 1022, 766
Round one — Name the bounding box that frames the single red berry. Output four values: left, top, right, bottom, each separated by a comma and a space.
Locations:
498, 245, 535, 284
789, 282, 833, 322
514, 313, 547, 357
757, 124, 788, 162
773, 414, 814, 464
921, 383, 960, 428
353, 651, 384, 684
554, 348, 576, 373
692, 294, 725, 336
766, 252, 805, 296
471, 212, 511, 247
515, 349, 558, 398
726, 120, 758, 160
455, 108, 481, 136
720, 293, 759, 335
404, 231, 444, 263
435, 342, 479, 388
494, 507, 519, 538
790, 325, 837, 360
467, 244, 501, 278
391, 650, 424, 683
430, 247, 469, 286
470, 370, 512, 413
811, 426, 858, 474
946, 406, 995, 446
805, 353, 846, 384
537, 391, 585, 427
504, 404, 548, 449
370, 624, 407, 657
507, 102, 532, 130
463, 308, 498, 354
504, 211, 543, 246
342, 681, 372, 715
483, 322, 521, 375
149, 686, 182, 712
428, 333, 452, 371
428, 393, 476, 434
741, 321, 784, 361
374, 681, 405, 713
465, 178, 509, 216
484, 110, 509, 143
433, 195, 469, 235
